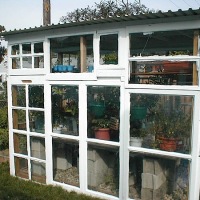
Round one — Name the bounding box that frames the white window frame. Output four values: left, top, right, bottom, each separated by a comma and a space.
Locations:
123, 88, 200, 200
8, 76, 46, 181
8, 41, 48, 76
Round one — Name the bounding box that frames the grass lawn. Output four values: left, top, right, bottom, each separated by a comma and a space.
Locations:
0, 162, 104, 200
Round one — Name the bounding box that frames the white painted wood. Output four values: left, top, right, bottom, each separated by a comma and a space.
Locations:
79, 83, 87, 191
7, 76, 15, 176
188, 92, 200, 200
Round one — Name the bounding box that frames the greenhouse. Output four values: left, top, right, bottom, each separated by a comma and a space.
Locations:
1, 8, 200, 200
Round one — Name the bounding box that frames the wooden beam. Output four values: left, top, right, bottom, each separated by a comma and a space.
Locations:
57, 53, 63, 65
193, 30, 199, 85
43, 0, 51, 25
80, 36, 87, 73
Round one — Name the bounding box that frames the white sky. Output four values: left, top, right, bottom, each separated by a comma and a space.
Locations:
0, 0, 200, 31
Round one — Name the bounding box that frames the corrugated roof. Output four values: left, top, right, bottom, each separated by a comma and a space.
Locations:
1, 8, 200, 36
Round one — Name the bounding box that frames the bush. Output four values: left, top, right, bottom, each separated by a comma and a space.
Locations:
0, 128, 9, 150
0, 106, 9, 150
0, 106, 8, 129
0, 162, 104, 200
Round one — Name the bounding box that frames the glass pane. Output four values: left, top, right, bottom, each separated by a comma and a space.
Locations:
50, 35, 93, 73
130, 93, 193, 154
30, 137, 45, 160
53, 139, 79, 187
100, 34, 118, 65
34, 56, 44, 68
87, 86, 120, 142
11, 45, 20, 55
88, 144, 119, 197
22, 43, 31, 54
12, 85, 26, 107
15, 157, 28, 179
130, 30, 194, 57
22, 57, 32, 68
12, 57, 20, 69
12, 109, 26, 130
34, 42, 43, 53
52, 85, 79, 136
129, 61, 195, 85
14, 133, 27, 155
28, 85, 44, 108
129, 152, 189, 200
31, 160, 46, 183
29, 111, 44, 133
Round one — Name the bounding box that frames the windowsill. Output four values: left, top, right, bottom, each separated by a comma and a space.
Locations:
46, 72, 97, 81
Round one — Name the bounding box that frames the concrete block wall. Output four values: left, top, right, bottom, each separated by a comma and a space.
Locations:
54, 143, 72, 170
88, 148, 109, 187
141, 158, 167, 200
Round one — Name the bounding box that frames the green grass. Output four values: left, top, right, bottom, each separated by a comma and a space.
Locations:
0, 162, 104, 200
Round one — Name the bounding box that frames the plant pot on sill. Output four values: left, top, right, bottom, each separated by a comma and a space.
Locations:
130, 137, 143, 147
158, 137, 181, 152
89, 103, 106, 118
95, 128, 110, 140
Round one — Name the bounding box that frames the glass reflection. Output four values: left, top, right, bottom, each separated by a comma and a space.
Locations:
130, 93, 193, 154
129, 153, 189, 200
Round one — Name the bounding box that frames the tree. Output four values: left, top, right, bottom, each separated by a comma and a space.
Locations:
0, 25, 5, 33
0, 25, 6, 63
0, 46, 6, 63
60, 0, 154, 23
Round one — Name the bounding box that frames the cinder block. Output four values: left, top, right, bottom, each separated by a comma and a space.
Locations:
154, 160, 163, 175
142, 173, 153, 189
141, 182, 167, 200
153, 172, 166, 189
152, 182, 167, 200
141, 188, 153, 200
143, 159, 154, 174
87, 149, 110, 187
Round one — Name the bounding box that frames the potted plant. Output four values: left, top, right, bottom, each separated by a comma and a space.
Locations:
153, 108, 191, 152
92, 118, 110, 140
89, 93, 106, 118
130, 120, 147, 147
103, 51, 118, 64
130, 94, 159, 121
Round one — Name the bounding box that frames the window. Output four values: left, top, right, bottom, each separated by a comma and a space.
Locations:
129, 153, 190, 200
50, 35, 93, 73
129, 93, 193, 154
11, 42, 44, 69
88, 144, 119, 197
100, 34, 118, 65
53, 139, 79, 187
87, 86, 120, 142
11, 83, 45, 183
129, 29, 199, 86
51, 85, 79, 136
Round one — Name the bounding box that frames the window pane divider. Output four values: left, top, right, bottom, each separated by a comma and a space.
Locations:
129, 55, 200, 62
128, 146, 192, 160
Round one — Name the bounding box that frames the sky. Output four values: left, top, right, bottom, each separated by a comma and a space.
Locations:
0, 0, 200, 31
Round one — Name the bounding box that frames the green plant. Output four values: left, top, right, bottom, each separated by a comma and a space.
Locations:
152, 108, 191, 139
0, 128, 9, 150
103, 52, 118, 64
131, 93, 159, 109
0, 107, 8, 129
130, 127, 147, 138
92, 118, 110, 129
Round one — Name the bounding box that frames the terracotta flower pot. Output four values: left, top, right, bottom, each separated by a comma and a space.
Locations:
158, 137, 178, 152
95, 128, 110, 140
